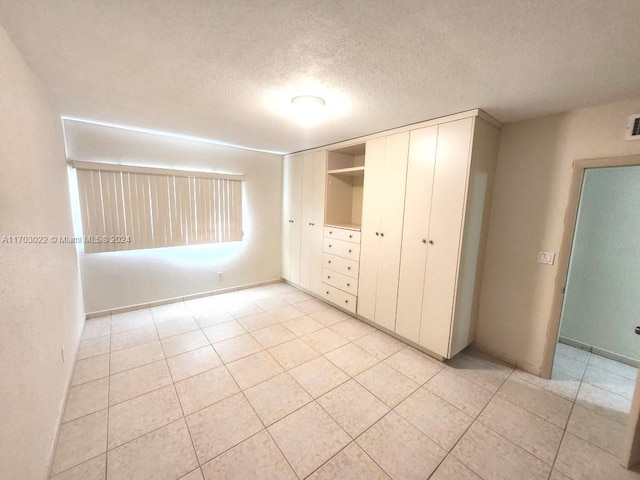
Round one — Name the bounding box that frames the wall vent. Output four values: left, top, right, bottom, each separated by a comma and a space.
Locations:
626, 114, 640, 140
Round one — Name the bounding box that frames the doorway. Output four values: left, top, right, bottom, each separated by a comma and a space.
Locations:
542, 155, 640, 467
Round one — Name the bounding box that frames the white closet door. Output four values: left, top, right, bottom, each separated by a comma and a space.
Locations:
299, 154, 315, 290
420, 118, 473, 356
396, 126, 438, 341
373, 132, 410, 330
309, 150, 327, 295
357, 137, 385, 321
289, 155, 303, 285
282, 156, 295, 280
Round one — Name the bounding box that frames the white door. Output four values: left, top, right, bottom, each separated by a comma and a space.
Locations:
299, 151, 326, 294
373, 132, 410, 331
287, 155, 303, 285
396, 126, 438, 342
282, 156, 294, 280
357, 137, 385, 321
299, 154, 314, 290
419, 118, 473, 356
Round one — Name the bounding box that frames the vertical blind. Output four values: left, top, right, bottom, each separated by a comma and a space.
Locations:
72, 161, 244, 253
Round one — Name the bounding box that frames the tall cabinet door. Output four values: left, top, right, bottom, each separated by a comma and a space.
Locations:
357, 137, 385, 321
299, 151, 326, 295
357, 132, 409, 330
373, 132, 410, 330
282, 155, 302, 284
395, 126, 438, 342
419, 118, 473, 355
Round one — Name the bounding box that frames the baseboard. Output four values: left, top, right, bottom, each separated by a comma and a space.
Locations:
558, 335, 639, 367
46, 314, 85, 479
85, 278, 283, 319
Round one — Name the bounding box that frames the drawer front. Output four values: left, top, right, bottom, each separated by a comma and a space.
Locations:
323, 253, 359, 279
321, 283, 357, 314
324, 226, 361, 244
322, 268, 358, 296
323, 237, 361, 261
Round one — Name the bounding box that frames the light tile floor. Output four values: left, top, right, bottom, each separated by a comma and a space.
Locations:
50, 283, 640, 479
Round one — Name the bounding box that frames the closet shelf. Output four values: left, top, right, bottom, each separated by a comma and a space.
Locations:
327, 166, 365, 176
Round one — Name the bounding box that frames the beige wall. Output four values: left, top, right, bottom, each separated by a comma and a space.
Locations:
476, 97, 640, 373
64, 120, 283, 313
0, 27, 84, 479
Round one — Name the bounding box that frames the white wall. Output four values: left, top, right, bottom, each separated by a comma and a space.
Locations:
476, 97, 640, 373
560, 166, 640, 361
63, 120, 283, 312
0, 27, 84, 479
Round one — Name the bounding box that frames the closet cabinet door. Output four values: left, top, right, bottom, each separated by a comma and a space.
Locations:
357, 132, 409, 330
419, 118, 473, 355
299, 151, 326, 295
357, 137, 385, 321
395, 126, 438, 342
282, 155, 302, 284
373, 132, 410, 330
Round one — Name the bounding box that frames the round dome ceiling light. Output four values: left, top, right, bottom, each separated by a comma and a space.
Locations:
291, 95, 326, 108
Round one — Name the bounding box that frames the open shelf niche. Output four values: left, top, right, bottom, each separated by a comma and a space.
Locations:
325, 143, 365, 230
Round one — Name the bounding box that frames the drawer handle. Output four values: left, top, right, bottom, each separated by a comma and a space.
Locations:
348, 249, 352, 253
329, 231, 333, 235
327, 275, 331, 279
345, 300, 349, 304
328, 260, 332, 264
347, 266, 351, 270
349, 234, 353, 238
326, 291, 330, 295
347, 283, 350, 287
329, 244, 332, 248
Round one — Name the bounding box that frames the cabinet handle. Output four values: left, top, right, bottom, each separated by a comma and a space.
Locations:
329, 231, 333, 235
347, 266, 350, 270
328, 260, 332, 264
345, 300, 349, 304
348, 249, 352, 253
347, 283, 350, 287
327, 275, 331, 279
375, 232, 379, 236
349, 234, 353, 238
311, 223, 315, 226
326, 291, 330, 295
289, 219, 293, 223
429, 240, 434, 245
380, 233, 385, 237
422, 239, 427, 244
328, 244, 332, 248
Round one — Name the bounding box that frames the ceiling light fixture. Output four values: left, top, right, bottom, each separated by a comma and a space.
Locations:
291, 95, 326, 109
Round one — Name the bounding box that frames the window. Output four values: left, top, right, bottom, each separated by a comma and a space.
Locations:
72, 161, 244, 253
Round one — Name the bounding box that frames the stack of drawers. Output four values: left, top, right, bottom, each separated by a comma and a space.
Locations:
320, 226, 361, 314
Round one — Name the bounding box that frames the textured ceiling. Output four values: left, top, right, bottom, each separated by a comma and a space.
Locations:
1, 0, 639, 153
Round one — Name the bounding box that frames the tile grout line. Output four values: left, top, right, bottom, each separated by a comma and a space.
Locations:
547, 348, 591, 480
105, 314, 112, 480
153, 315, 203, 477
426, 362, 516, 479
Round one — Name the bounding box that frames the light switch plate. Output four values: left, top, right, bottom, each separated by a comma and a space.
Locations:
537, 251, 555, 265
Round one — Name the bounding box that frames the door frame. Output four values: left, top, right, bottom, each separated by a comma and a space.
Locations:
539, 153, 640, 467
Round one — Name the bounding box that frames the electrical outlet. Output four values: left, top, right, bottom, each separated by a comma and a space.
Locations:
217, 271, 224, 280
537, 251, 555, 265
